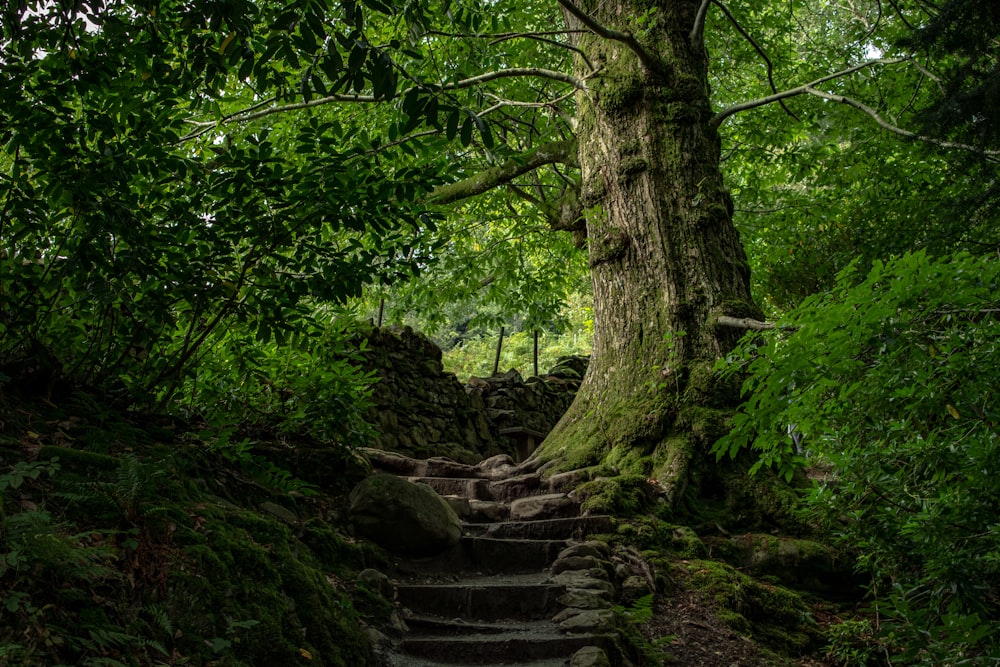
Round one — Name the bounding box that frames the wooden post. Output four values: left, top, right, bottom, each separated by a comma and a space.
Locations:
493, 326, 505, 375
533, 330, 539, 377
377, 299, 385, 327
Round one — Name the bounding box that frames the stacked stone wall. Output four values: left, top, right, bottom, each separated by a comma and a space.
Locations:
359, 326, 587, 464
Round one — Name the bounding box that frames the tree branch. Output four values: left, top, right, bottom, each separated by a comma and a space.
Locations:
804, 87, 1000, 158
556, 0, 659, 73
714, 315, 776, 331
711, 57, 909, 128
428, 139, 578, 206
486, 32, 596, 72
711, 0, 799, 122
179, 69, 587, 143
484, 90, 577, 111
690, 0, 713, 46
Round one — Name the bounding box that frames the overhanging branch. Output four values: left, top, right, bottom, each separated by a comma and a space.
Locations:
803, 88, 1000, 159
691, 0, 713, 46
180, 68, 587, 143
711, 57, 909, 128
712, 0, 799, 122
428, 139, 579, 206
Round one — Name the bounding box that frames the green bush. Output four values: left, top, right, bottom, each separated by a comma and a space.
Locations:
716, 251, 1000, 664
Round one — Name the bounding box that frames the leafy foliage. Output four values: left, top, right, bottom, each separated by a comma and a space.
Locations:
0, 0, 443, 410
716, 251, 1000, 663
901, 0, 1000, 150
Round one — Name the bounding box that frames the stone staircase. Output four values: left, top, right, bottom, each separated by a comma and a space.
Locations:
364, 449, 633, 667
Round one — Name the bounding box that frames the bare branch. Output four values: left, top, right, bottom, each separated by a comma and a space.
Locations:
449, 67, 587, 92
487, 32, 596, 72
556, 0, 659, 73
484, 90, 577, 110
714, 315, 777, 331
429, 139, 578, 206
712, 0, 799, 122
803, 87, 1000, 158
711, 57, 908, 128
690, 0, 713, 47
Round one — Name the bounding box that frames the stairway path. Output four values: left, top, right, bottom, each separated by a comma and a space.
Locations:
365, 449, 630, 667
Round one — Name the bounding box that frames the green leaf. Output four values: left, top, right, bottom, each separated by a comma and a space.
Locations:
459, 115, 473, 146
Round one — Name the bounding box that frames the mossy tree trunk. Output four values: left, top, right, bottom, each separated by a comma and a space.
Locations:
536, 0, 761, 503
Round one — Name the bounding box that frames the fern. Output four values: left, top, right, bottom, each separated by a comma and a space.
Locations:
615, 593, 655, 625
58, 454, 166, 524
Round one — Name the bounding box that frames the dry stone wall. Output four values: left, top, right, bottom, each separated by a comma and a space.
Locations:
359, 326, 587, 464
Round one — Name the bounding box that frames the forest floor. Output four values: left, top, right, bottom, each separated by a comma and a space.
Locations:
0, 388, 863, 666
642, 588, 833, 666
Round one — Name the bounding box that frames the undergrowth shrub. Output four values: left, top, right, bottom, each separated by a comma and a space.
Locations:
716, 250, 1000, 664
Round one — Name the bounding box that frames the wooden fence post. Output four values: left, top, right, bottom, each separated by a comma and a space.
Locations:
493, 326, 505, 375
533, 330, 539, 377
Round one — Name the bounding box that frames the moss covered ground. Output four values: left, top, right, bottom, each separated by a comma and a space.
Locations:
0, 390, 383, 667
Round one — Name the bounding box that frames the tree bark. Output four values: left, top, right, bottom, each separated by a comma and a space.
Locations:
537, 0, 760, 504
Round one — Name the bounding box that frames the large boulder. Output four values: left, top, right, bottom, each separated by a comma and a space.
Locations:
348, 473, 462, 555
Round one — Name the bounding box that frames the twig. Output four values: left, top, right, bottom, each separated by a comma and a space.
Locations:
178, 69, 586, 143
803, 87, 1000, 159
487, 33, 596, 72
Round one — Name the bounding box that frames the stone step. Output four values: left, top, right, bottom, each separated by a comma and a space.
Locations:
404, 615, 536, 634
400, 629, 611, 664
382, 656, 571, 667
407, 473, 546, 502
465, 515, 615, 541
365, 449, 546, 481
396, 580, 566, 621
395, 537, 570, 576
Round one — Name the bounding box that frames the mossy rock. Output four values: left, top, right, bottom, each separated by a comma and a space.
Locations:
701, 534, 864, 598
348, 473, 462, 555
683, 559, 822, 654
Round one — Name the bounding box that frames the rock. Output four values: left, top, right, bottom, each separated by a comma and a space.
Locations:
570, 646, 612, 667
547, 468, 598, 493
467, 499, 509, 522
558, 541, 610, 561
388, 611, 409, 633
474, 453, 517, 479
554, 608, 616, 633
258, 502, 297, 525
509, 493, 578, 521
443, 495, 471, 519
549, 571, 616, 597
621, 575, 652, 600
357, 569, 395, 599
348, 473, 461, 555
558, 589, 612, 610
489, 472, 542, 502
551, 555, 603, 575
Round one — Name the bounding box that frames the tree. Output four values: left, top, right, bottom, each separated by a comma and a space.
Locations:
3, 0, 996, 502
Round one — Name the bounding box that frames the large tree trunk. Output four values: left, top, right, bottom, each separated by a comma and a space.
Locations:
537, 0, 761, 503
